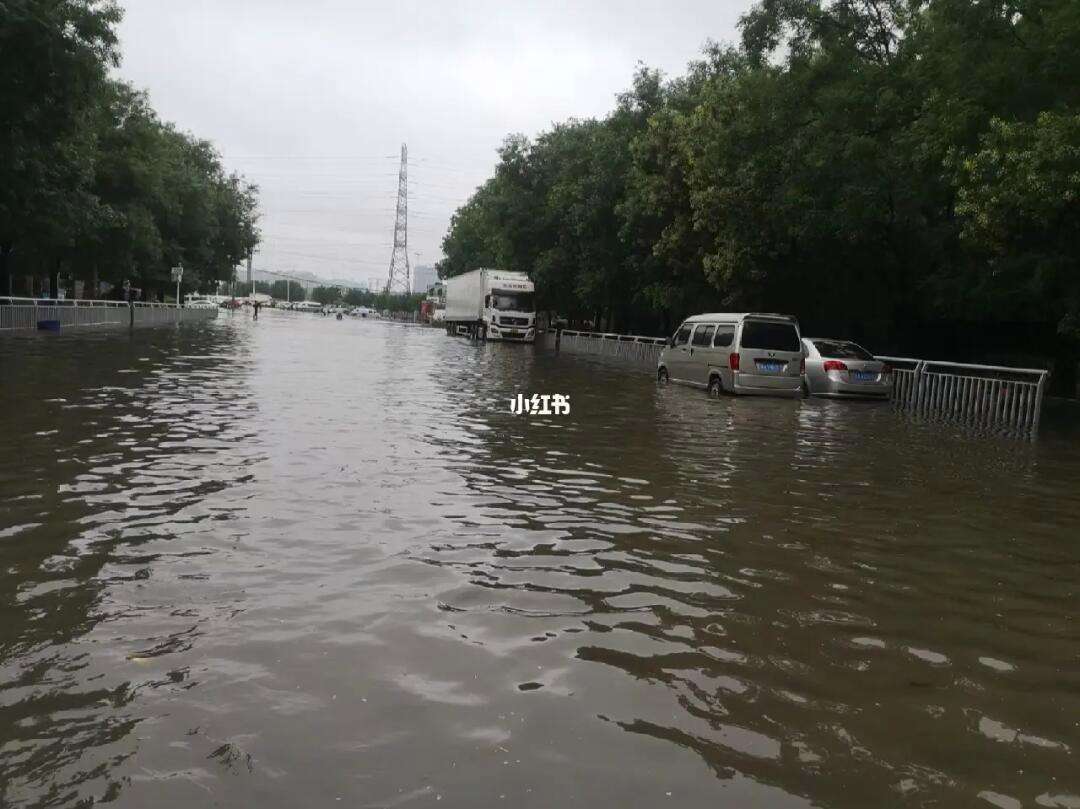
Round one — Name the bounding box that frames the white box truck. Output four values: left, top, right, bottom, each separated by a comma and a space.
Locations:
444, 269, 535, 343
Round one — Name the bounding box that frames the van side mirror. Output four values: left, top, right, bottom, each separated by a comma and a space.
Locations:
668, 336, 676, 348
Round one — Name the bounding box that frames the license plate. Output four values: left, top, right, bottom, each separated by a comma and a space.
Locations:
756, 361, 784, 373
506, 330, 520, 337
853, 371, 877, 382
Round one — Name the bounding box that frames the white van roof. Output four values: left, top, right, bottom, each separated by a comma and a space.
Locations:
684, 312, 798, 323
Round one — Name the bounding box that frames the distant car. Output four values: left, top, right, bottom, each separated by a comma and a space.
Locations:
801, 338, 892, 398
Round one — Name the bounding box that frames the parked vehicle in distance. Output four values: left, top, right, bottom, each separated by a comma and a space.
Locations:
801, 338, 892, 398
349, 306, 374, 318
185, 293, 229, 308
291, 301, 323, 313
657, 313, 804, 397
444, 268, 535, 342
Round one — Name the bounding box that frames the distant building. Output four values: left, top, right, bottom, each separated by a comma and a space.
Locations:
413, 265, 437, 294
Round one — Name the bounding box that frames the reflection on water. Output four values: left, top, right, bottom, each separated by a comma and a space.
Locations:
1, 313, 1078, 808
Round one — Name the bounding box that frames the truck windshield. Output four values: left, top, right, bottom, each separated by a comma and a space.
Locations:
492, 291, 534, 311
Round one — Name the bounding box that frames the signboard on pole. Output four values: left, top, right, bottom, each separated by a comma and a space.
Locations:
172, 266, 183, 306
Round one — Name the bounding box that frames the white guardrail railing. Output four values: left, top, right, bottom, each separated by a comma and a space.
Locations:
544, 332, 1050, 436
877, 356, 1048, 437
546, 329, 668, 367
0, 297, 218, 331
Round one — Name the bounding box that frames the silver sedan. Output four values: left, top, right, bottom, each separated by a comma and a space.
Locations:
801, 338, 893, 398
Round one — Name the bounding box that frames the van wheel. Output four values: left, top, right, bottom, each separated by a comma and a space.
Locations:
707, 376, 724, 397
657, 367, 669, 384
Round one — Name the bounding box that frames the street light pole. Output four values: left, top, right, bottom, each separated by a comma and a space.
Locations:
171, 265, 183, 307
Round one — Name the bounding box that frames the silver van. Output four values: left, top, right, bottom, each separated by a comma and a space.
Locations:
657, 313, 804, 397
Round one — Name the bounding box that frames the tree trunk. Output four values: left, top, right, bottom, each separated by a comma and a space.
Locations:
1051, 336, 1078, 398
0, 242, 12, 297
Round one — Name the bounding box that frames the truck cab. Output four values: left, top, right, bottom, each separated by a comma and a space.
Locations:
484, 284, 535, 342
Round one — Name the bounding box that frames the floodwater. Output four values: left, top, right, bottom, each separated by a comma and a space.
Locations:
1, 312, 1078, 809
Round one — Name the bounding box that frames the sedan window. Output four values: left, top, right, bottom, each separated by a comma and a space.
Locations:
811, 340, 873, 360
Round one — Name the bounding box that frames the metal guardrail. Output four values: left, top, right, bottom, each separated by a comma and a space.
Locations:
878, 356, 1048, 436
0, 297, 218, 331
547, 329, 668, 368
543, 331, 1050, 436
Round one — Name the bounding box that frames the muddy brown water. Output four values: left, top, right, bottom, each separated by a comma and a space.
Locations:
1, 312, 1078, 808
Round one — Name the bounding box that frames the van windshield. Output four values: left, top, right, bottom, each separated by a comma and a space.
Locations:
492, 291, 534, 312
741, 320, 800, 352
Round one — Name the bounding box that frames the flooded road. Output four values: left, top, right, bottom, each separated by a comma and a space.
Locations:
1, 312, 1078, 808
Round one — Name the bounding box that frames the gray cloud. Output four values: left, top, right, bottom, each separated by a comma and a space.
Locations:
116, 0, 743, 286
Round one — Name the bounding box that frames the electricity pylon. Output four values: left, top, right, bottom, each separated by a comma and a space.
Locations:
384, 143, 411, 294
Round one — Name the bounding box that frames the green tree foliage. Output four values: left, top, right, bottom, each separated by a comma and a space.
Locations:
311, 286, 343, 305
341, 288, 424, 312
0, 0, 121, 291
440, 0, 1080, 385
0, 1, 259, 299
953, 112, 1080, 335
235, 281, 272, 297
270, 279, 303, 301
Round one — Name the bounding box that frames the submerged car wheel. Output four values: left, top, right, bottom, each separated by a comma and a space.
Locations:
707, 375, 724, 397
657, 367, 669, 384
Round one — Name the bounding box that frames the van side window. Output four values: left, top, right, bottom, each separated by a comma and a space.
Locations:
692, 325, 715, 346
713, 327, 735, 348
673, 324, 692, 346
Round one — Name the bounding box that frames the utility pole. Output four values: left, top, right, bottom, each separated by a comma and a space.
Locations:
384, 143, 411, 294
172, 265, 183, 307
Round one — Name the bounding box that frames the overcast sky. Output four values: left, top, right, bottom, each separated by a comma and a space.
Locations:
116, 1, 744, 288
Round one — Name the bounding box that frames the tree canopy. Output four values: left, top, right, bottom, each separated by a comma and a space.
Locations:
0, 0, 260, 300
439, 0, 1080, 387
